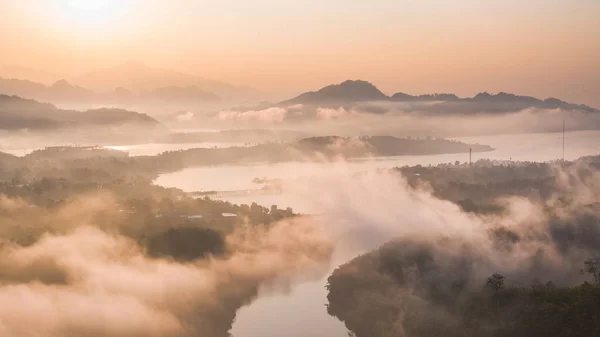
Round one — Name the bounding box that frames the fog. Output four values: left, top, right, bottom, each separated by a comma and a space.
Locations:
2, 92, 599, 154
231, 158, 599, 337
183, 103, 600, 139
0, 192, 333, 337
0, 126, 599, 337
1, 88, 600, 337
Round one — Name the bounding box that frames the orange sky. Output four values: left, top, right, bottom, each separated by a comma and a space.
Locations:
1, 0, 599, 106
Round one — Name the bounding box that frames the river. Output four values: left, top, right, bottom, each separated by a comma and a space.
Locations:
152, 131, 600, 337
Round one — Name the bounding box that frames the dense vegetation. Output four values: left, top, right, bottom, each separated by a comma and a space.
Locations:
0, 94, 165, 131
0, 147, 296, 264
327, 155, 600, 337
328, 241, 600, 337
0, 136, 491, 184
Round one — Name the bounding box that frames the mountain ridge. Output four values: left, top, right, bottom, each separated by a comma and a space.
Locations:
281, 80, 388, 105
0, 94, 166, 131
72, 61, 260, 101
0, 76, 222, 105
280, 80, 599, 113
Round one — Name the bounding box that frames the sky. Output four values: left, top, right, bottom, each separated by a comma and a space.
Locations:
0, 0, 599, 105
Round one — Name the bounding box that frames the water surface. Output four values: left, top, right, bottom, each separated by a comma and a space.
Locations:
153, 131, 600, 337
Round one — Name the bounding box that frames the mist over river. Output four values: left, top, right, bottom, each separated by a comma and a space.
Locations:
152, 130, 600, 337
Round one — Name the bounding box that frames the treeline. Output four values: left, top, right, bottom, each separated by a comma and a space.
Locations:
397, 156, 600, 213
327, 238, 600, 337
328, 246, 600, 337
325, 155, 600, 337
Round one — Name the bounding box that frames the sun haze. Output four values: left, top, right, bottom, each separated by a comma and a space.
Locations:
0, 0, 599, 105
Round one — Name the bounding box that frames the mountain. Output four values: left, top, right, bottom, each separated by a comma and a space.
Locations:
73, 61, 259, 101
0, 64, 61, 85
281, 80, 389, 105
417, 92, 600, 114
140, 85, 220, 103
0, 94, 166, 131
468, 92, 597, 112
278, 80, 598, 114
0, 77, 96, 102
0, 77, 222, 106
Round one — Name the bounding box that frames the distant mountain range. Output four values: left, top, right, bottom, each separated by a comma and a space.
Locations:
0, 77, 221, 105
0, 78, 96, 103
72, 61, 259, 101
281, 80, 599, 114
0, 62, 261, 105
0, 94, 166, 132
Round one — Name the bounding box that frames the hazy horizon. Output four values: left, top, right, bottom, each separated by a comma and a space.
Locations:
1, 0, 599, 106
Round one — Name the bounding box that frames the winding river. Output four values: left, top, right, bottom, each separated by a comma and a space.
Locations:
151, 130, 600, 337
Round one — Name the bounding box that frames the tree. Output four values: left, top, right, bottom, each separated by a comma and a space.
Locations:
583, 258, 600, 284
486, 273, 505, 292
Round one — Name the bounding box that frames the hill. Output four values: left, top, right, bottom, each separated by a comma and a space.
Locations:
149, 136, 491, 171
0, 95, 166, 131
279, 80, 598, 114
140, 85, 220, 103
281, 80, 388, 105
73, 61, 259, 101
295, 136, 492, 157
0, 77, 221, 105
393, 91, 599, 113
0, 77, 96, 103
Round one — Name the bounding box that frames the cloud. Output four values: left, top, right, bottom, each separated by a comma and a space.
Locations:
0, 196, 333, 337
287, 104, 305, 110
216, 107, 288, 123
271, 159, 600, 336
176, 111, 195, 122
316, 107, 352, 120
279, 159, 600, 277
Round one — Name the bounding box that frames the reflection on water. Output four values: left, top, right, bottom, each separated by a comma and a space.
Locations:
1, 142, 246, 157
105, 142, 245, 156
153, 131, 600, 337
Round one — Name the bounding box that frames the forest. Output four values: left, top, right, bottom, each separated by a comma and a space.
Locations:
327, 155, 600, 337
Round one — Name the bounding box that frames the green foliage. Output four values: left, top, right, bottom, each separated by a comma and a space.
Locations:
328, 259, 600, 337
145, 227, 225, 261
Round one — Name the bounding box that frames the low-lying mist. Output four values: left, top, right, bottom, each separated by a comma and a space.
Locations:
203, 103, 600, 139
295, 159, 600, 336
1, 140, 599, 337
0, 193, 333, 337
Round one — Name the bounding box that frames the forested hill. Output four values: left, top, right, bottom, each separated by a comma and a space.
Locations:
152, 136, 491, 170
0, 94, 166, 131
327, 155, 600, 337
0, 137, 490, 183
